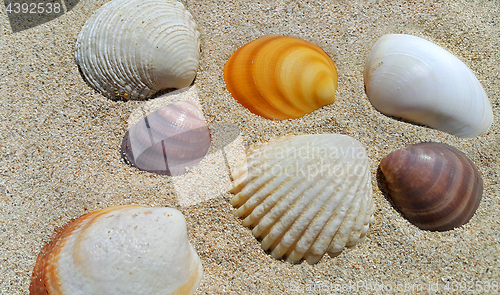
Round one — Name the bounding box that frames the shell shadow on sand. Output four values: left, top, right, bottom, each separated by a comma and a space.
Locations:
376, 165, 401, 215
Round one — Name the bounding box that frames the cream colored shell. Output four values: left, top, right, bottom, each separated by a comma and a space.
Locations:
75, 0, 200, 100
230, 134, 374, 264
30, 206, 203, 295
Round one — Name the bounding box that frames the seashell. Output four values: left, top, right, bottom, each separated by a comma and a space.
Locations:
223, 36, 338, 120
121, 101, 211, 176
75, 0, 200, 100
30, 206, 203, 295
380, 142, 483, 231
364, 34, 493, 138
230, 134, 374, 264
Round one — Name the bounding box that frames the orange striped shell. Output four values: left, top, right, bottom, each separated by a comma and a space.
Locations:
223, 36, 338, 120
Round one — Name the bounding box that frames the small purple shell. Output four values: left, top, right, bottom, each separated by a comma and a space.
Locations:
121, 101, 211, 176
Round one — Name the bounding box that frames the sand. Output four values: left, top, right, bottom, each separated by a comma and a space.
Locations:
0, 0, 499, 294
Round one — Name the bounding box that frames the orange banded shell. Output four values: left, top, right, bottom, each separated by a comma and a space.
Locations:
223, 35, 338, 120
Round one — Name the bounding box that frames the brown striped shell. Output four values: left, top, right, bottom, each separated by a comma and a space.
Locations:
380, 142, 483, 231
121, 101, 211, 176
223, 35, 338, 120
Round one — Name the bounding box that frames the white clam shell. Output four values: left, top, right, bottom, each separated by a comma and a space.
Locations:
30, 206, 203, 295
364, 34, 493, 138
230, 134, 374, 264
75, 0, 200, 100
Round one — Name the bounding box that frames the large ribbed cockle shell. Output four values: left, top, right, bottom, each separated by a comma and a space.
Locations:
380, 142, 483, 231
75, 0, 200, 100
121, 101, 211, 176
230, 134, 374, 264
30, 206, 203, 295
364, 34, 493, 138
223, 36, 338, 120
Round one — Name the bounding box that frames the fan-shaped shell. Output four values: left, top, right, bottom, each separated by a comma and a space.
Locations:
121, 101, 211, 176
75, 0, 200, 100
230, 134, 374, 264
364, 34, 493, 138
223, 36, 338, 120
380, 142, 483, 231
30, 206, 203, 295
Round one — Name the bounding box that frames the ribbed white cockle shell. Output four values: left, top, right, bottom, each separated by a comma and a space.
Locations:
230, 134, 374, 264
75, 0, 200, 100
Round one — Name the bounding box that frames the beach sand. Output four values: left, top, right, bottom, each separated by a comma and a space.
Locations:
1, 0, 499, 294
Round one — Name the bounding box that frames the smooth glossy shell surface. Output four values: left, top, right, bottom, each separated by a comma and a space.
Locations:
75, 0, 200, 100
380, 142, 483, 231
231, 134, 374, 264
30, 206, 203, 295
364, 34, 493, 138
121, 101, 211, 176
224, 36, 338, 120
